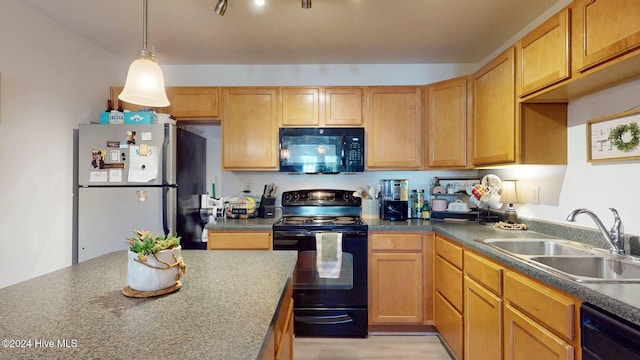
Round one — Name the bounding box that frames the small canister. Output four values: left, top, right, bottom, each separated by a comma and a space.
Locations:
411, 189, 425, 218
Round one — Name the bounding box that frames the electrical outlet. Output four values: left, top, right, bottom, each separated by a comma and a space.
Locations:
532, 186, 540, 204
243, 183, 252, 193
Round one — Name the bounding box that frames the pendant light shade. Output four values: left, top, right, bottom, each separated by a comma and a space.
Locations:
119, 0, 170, 107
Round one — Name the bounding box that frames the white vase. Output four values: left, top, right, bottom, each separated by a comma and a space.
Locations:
127, 246, 183, 292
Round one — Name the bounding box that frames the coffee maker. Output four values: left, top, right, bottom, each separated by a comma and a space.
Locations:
379, 179, 409, 221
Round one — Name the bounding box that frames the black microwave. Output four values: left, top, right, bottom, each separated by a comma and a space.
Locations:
279, 127, 365, 173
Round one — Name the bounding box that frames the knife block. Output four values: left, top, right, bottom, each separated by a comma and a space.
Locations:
258, 196, 276, 218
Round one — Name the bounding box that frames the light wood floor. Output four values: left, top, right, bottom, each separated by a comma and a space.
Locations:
293, 334, 453, 360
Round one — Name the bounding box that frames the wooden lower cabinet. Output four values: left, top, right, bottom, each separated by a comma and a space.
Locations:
464, 275, 502, 360
434, 237, 581, 360
503, 271, 579, 360
369, 232, 434, 328
503, 304, 573, 360
263, 281, 294, 360
434, 234, 464, 359
207, 231, 272, 250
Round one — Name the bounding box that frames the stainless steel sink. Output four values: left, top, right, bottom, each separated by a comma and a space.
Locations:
480, 238, 640, 283
529, 256, 640, 283
482, 238, 597, 256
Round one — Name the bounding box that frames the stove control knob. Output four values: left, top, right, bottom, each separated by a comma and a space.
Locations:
343, 192, 353, 202
292, 193, 300, 202
282, 193, 292, 203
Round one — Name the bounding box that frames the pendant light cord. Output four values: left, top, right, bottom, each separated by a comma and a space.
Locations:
142, 0, 148, 51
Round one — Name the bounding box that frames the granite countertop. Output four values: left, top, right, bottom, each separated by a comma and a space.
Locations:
208, 216, 640, 327
0, 250, 297, 360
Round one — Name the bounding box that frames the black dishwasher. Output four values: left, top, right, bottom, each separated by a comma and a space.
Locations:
581, 303, 640, 360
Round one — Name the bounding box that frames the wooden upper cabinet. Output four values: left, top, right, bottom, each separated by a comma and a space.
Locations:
573, 0, 640, 73
280, 87, 363, 127
365, 86, 423, 169
516, 8, 570, 98
324, 87, 363, 126
281, 87, 320, 126
221, 87, 280, 170
164, 87, 220, 120
472, 47, 516, 166
110, 86, 220, 120
425, 76, 470, 168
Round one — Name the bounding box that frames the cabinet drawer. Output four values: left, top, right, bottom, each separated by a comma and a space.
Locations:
434, 292, 463, 360
504, 271, 576, 340
464, 251, 503, 296
371, 233, 423, 251
435, 235, 463, 268
207, 231, 272, 250
435, 255, 463, 312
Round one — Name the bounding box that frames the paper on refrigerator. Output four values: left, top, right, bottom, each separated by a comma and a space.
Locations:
127, 145, 158, 182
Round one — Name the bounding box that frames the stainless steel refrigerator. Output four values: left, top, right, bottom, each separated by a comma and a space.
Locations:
76, 123, 206, 263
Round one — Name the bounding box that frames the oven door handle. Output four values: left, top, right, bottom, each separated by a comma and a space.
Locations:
295, 314, 354, 325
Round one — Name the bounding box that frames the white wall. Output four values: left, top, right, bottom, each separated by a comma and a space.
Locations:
0, 2, 125, 288
487, 78, 640, 235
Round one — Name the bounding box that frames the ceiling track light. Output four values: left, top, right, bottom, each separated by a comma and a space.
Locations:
302, 0, 311, 9
215, 0, 228, 16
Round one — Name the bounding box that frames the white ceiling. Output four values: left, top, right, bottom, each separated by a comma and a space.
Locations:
23, 0, 560, 65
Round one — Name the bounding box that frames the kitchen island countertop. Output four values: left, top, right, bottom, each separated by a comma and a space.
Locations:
0, 250, 297, 360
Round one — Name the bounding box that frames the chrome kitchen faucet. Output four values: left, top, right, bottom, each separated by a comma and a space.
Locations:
566, 208, 625, 254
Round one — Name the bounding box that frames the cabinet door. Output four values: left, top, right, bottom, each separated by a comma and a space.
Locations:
281, 87, 320, 126
365, 87, 423, 169
110, 86, 220, 120
369, 252, 423, 324
573, 0, 640, 72
517, 8, 570, 97
222, 87, 279, 170
504, 304, 574, 360
435, 292, 463, 360
472, 47, 516, 166
464, 276, 502, 360
164, 87, 220, 120
207, 231, 272, 250
426, 77, 469, 168
324, 87, 363, 126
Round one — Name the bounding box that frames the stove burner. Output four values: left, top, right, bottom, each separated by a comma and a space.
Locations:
279, 215, 362, 226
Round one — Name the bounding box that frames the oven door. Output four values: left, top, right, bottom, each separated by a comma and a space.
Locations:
273, 229, 368, 307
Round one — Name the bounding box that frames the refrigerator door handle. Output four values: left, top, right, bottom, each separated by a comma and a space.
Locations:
162, 124, 170, 186
162, 186, 169, 235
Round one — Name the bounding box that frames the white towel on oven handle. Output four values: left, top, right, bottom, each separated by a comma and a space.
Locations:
315, 232, 342, 279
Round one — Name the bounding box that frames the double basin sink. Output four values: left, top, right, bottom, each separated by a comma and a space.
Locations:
481, 238, 640, 283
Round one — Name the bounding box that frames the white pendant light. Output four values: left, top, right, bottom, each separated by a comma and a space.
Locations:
119, 0, 170, 108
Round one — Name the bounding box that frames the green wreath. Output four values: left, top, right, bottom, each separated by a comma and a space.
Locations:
609, 122, 640, 152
